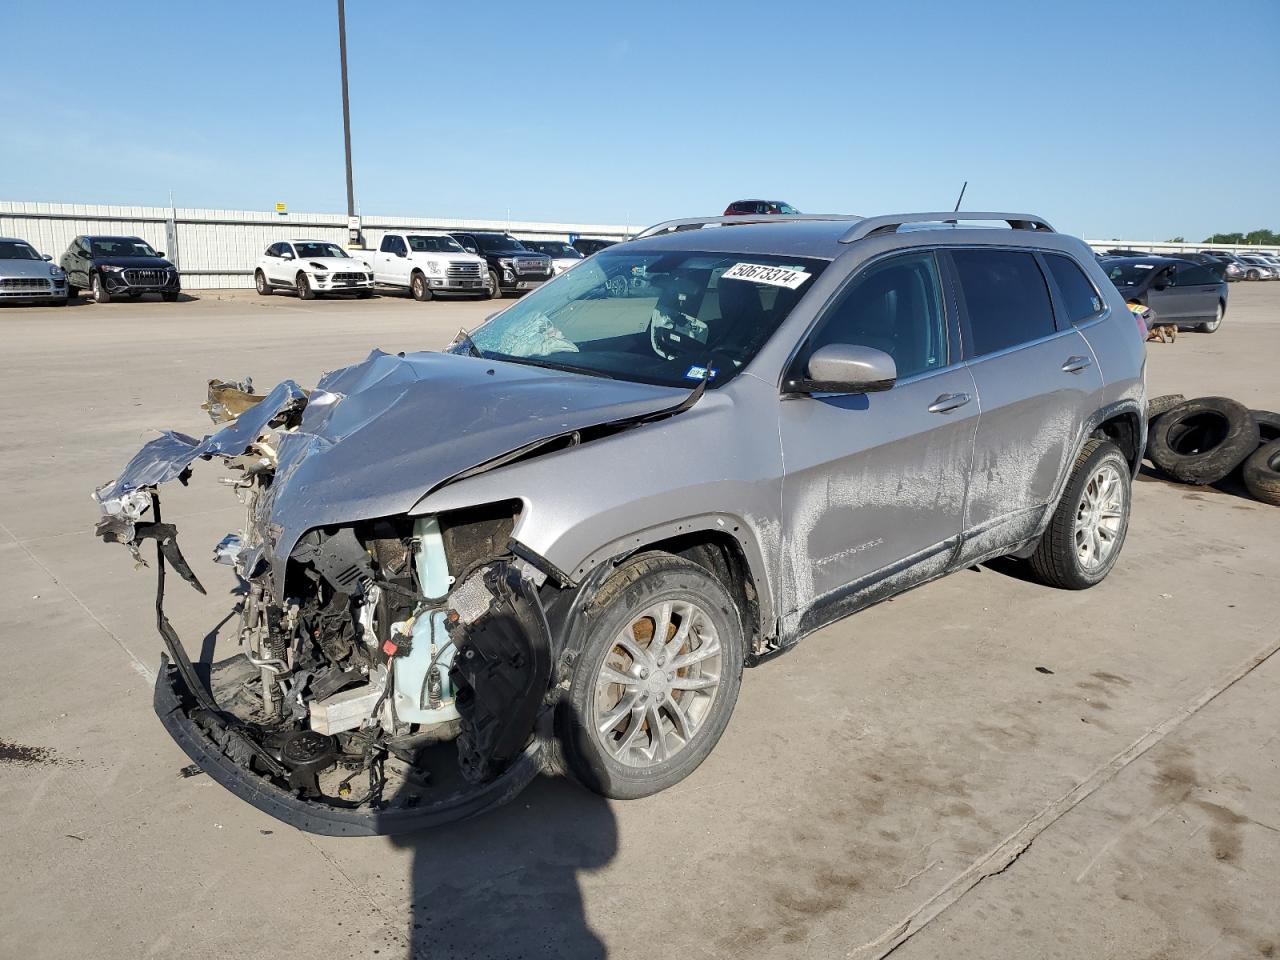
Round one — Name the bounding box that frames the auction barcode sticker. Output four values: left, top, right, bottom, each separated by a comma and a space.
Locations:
721, 262, 811, 289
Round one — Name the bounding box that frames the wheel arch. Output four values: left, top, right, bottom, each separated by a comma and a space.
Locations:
544, 515, 775, 666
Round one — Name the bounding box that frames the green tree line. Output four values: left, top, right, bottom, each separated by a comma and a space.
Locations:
1202, 229, 1280, 245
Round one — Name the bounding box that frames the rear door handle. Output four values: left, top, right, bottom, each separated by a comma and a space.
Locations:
928, 392, 971, 414
1062, 355, 1093, 374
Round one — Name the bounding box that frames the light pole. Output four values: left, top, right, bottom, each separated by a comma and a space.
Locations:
337, 0, 358, 243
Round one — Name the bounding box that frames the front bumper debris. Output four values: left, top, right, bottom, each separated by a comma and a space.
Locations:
155, 654, 545, 836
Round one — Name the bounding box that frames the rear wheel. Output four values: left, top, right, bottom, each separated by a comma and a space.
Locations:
410, 271, 432, 301
1199, 301, 1223, 333
1028, 438, 1131, 589
296, 272, 316, 300
255, 270, 271, 295
557, 554, 744, 799
91, 273, 111, 304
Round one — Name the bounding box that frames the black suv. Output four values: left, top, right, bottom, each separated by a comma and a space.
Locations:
61, 235, 181, 304
448, 231, 552, 297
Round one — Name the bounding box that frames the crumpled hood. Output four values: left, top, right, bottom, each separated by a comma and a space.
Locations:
95, 347, 687, 588
265, 349, 681, 537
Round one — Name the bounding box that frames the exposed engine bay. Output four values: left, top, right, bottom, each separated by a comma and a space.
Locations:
92, 365, 564, 833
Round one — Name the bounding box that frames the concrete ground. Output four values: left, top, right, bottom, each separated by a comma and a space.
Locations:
1, 282, 1277, 960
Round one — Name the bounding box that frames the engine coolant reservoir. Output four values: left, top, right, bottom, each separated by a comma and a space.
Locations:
391, 516, 460, 726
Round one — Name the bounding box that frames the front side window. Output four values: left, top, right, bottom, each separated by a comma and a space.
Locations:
798, 252, 947, 381
293, 241, 348, 259
1044, 254, 1104, 324
458, 250, 828, 388
0, 240, 40, 260
951, 249, 1056, 357
1175, 263, 1216, 285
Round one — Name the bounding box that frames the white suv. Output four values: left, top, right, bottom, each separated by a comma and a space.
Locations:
370, 232, 490, 301
255, 240, 374, 299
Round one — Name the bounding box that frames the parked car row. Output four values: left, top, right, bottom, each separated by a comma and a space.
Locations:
1100, 247, 1280, 281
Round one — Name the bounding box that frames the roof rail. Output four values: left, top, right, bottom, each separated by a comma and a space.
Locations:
839, 212, 1055, 244
634, 213, 865, 240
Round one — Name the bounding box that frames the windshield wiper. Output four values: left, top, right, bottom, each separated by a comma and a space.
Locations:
494, 355, 626, 381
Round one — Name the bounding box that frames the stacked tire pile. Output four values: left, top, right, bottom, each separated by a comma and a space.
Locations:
1145, 395, 1280, 505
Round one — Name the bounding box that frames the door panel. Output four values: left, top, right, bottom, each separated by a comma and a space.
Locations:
945, 247, 1105, 564
959, 329, 1103, 559
780, 368, 978, 621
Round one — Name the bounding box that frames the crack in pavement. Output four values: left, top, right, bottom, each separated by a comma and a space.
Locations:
851, 636, 1280, 960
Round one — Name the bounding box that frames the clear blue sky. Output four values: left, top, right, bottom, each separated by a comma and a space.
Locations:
3, 0, 1277, 241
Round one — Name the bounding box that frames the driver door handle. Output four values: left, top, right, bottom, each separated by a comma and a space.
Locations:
1062, 355, 1093, 374
928, 392, 971, 414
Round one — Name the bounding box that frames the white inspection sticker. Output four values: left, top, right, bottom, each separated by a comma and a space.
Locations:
721, 262, 811, 289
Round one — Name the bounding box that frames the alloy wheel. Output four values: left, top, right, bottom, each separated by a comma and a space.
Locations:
591, 599, 723, 768
1074, 462, 1126, 572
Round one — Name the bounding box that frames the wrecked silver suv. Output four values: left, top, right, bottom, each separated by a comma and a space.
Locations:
94, 212, 1146, 835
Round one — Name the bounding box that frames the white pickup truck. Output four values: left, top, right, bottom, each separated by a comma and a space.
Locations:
370, 232, 491, 301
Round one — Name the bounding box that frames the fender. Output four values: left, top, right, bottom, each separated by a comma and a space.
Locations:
561, 512, 777, 642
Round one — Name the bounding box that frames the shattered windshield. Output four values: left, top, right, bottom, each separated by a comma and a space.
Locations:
408, 235, 464, 253
0, 241, 41, 260
458, 249, 828, 388
294, 241, 349, 259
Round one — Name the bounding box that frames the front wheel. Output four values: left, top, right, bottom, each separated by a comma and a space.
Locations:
557, 554, 744, 800
255, 270, 271, 296
1199, 302, 1223, 333
296, 272, 316, 300
91, 273, 111, 304
1028, 439, 1131, 589
487, 269, 502, 299
1247, 270, 1261, 281
410, 272, 432, 301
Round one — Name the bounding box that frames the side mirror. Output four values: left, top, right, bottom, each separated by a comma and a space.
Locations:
396, 250, 408, 258
157, 251, 165, 258
786, 344, 897, 395
464, 245, 478, 255
42, 254, 52, 261
282, 251, 294, 260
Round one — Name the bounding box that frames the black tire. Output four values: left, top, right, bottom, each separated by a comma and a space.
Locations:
90, 273, 111, 304
162, 292, 180, 302
487, 269, 502, 299
1146, 394, 1186, 421
1251, 410, 1280, 445
1242, 440, 1280, 506
1198, 301, 1224, 333
1247, 270, 1261, 281
556, 553, 744, 800
255, 270, 271, 296
1028, 438, 1132, 590
296, 272, 316, 300
410, 271, 432, 301
356, 290, 373, 299
1147, 397, 1260, 485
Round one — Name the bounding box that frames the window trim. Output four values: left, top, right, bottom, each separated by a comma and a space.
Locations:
941, 246, 1070, 362
1039, 251, 1107, 328
780, 248, 957, 390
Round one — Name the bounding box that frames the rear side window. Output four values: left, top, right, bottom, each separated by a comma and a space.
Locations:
951, 250, 1056, 357
1044, 254, 1104, 324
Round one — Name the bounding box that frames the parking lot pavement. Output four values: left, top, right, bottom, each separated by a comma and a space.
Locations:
1, 285, 1277, 960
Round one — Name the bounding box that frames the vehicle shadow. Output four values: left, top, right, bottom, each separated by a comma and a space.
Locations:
386, 769, 616, 960
379, 701, 615, 960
